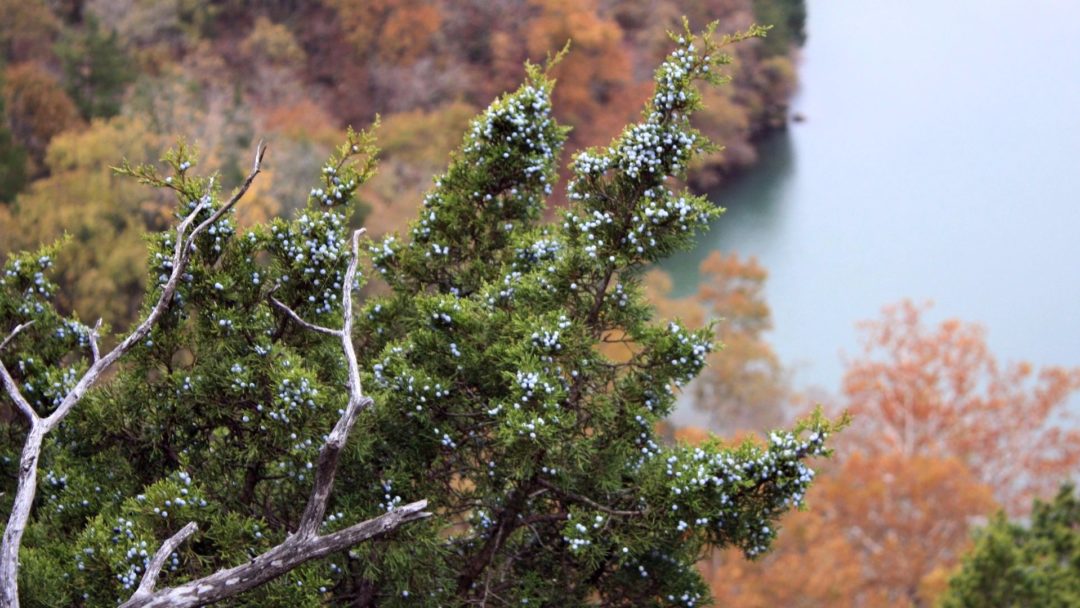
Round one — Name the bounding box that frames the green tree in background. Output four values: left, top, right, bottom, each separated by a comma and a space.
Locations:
0, 69, 28, 202
752, 0, 807, 57
0, 24, 840, 606
57, 16, 135, 120
941, 484, 1080, 608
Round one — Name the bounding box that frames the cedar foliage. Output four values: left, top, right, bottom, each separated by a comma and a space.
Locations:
0, 24, 839, 606
941, 484, 1080, 608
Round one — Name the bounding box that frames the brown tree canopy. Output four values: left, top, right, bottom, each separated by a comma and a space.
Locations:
1, 63, 82, 173
685, 300, 1080, 606
843, 300, 1080, 512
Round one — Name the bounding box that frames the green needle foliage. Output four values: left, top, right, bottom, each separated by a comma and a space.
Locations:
0, 71, 27, 202
1, 23, 841, 606
940, 484, 1080, 608
57, 16, 135, 120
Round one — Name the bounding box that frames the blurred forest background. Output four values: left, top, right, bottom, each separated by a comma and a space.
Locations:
0, 0, 802, 328
1, 1, 1078, 606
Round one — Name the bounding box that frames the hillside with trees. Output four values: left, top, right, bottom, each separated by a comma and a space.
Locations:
0, 0, 806, 331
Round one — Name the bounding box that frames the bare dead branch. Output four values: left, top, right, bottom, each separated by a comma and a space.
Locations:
0, 360, 38, 425
122, 227, 426, 607
293, 395, 375, 537
535, 478, 645, 517
131, 522, 199, 599
0, 142, 266, 608
191, 141, 266, 239
296, 228, 371, 537
0, 321, 33, 353
119, 501, 430, 608
41, 141, 265, 434
88, 318, 103, 363
269, 297, 341, 337
0, 322, 40, 423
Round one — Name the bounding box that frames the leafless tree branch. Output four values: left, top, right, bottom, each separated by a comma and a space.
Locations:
190, 142, 266, 240
296, 228, 367, 537
0, 321, 39, 423
535, 478, 645, 517
0, 360, 38, 425
269, 297, 341, 337
121, 228, 429, 607
88, 318, 103, 363
131, 522, 199, 599
0, 143, 266, 608
118, 501, 429, 608
0, 321, 33, 353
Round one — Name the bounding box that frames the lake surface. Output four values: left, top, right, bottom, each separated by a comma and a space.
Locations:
664, 0, 1080, 421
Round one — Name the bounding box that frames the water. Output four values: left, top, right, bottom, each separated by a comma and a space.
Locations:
663, 0, 1080, 406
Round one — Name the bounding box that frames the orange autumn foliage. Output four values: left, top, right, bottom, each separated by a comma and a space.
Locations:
688, 300, 1080, 606
692, 252, 786, 430
811, 453, 995, 606
327, 0, 442, 66
648, 251, 786, 435
843, 300, 1080, 513
1, 62, 83, 171
523, 0, 647, 150
703, 452, 995, 608
702, 499, 862, 607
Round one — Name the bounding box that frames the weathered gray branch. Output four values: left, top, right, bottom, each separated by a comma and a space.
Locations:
0, 143, 266, 608
118, 501, 429, 608
0, 362, 38, 425
88, 318, 103, 363
120, 228, 429, 607
0, 321, 33, 353
296, 228, 367, 537
269, 297, 341, 337
131, 522, 199, 599
0, 322, 40, 423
